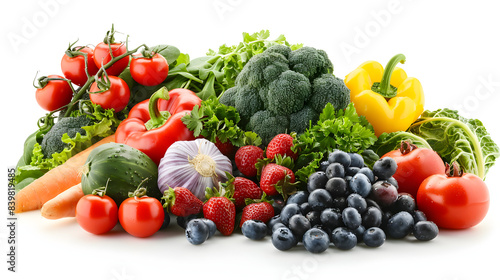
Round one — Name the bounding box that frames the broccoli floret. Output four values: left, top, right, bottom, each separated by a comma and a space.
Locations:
219, 86, 237, 107
247, 110, 289, 144
288, 47, 333, 80
41, 116, 93, 158
267, 70, 311, 116
309, 74, 350, 112
234, 85, 264, 120
235, 52, 289, 88
265, 44, 292, 59
289, 106, 319, 134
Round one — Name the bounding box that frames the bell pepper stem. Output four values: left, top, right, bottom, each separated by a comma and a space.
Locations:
372, 54, 406, 98
146, 87, 171, 130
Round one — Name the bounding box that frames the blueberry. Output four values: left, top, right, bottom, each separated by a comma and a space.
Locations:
391, 194, 416, 213
280, 203, 301, 226
272, 222, 287, 233
300, 202, 312, 215
350, 225, 366, 242
362, 206, 382, 228
328, 150, 351, 168
199, 218, 217, 239
306, 211, 322, 227
348, 153, 364, 168
413, 221, 439, 241
342, 207, 362, 230
331, 227, 357, 250
412, 210, 427, 224
267, 215, 283, 235
242, 220, 268, 240
372, 157, 397, 180
303, 228, 330, 253
347, 193, 367, 214
272, 198, 285, 214
325, 177, 347, 197
185, 219, 209, 245
346, 167, 360, 177
348, 173, 371, 197
319, 160, 330, 172
177, 214, 199, 229
370, 181, 398, 207
358, 167, 375, 183
272, 227, 298, 251
308, 189, 334, 211
386, 211, 414, 239
320, 208, 343, 231
160, 210, 171, 230
325, 163, 345, 179
288, 214, 311, 240
287, 191, 310, 205
363, 227, 386, 247
307, 171, 328, 192
385, 177, 399, 189
365, 198, 382, 211
332, 197, 347, 210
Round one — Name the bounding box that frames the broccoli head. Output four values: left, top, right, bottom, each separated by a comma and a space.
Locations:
219, 86, 237, 107
288, 47, 333, 80
267, 70, 311, 116
247, 110, 289, 144
309, 74, 350, 112
235, 51, 289, 88
289, 106, 319, 134
41, 116, 93, 158
233, 85, 264, 120
265, 44, 292, 59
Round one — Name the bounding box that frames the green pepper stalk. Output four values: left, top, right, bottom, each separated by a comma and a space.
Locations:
145, 87, 171, 130
371, 53, 406, 98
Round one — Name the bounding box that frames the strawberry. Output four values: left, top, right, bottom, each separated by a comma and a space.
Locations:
230, 176, 263, 209
260, 163, 297, 197
162, 187, 203, 217
235, 145, 264, 177
203, 186, 236, 236
266, 133, 297, 160
239, 194, 275, 227
214, 137, 235, 157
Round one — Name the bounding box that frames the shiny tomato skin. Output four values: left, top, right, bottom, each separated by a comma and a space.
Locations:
118, 197, 164, 238
76, 194, 118, 235
130, 53, 169, 86
35, 75, 73, 111
61, 47, 99, 87
382, 148, 445, 198
93, 42, 129, 76
417, 173, 489, 229
89, 76, 130, 112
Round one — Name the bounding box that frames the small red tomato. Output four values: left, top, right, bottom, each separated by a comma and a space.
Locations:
89, 75, 130, 112
118, 196, 164, 238
130, 53, 169, 86
417, 163, 490, 229
382, 141, 445, 198
76, 194, 118, 235
93, 42, 129, 76
35, 75, 73, 111
61, 46, 99, 87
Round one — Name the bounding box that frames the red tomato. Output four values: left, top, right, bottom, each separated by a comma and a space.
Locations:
35, 75, 73, 111
417, 165, 489, 229
61, 46, 99, 87
76, 194, 118, 235
382, 141, 445, 198
130, 53, 169, 86
118, 196, 165, 238
89, 75, 130, 112
93, 42, 129, 76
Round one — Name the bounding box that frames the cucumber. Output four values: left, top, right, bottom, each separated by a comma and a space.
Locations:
81, 142, 162, 206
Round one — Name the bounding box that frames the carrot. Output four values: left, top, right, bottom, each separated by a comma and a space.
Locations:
15, 134, 115, 213
41, 183, 84, 219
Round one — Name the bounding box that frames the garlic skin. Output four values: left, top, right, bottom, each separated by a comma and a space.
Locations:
157, 139, 233, 201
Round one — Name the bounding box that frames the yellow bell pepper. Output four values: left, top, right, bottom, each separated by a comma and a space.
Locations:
344, 54, 424, 136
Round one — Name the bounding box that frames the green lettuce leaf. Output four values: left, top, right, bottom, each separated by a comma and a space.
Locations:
371, 131, 432, 157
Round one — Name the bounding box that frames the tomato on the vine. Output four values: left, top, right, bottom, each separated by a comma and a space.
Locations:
118, 195, 164, 238
35, 75, 74, 111
61, 46, 99, 87
94, 42, 129, 76
417, 162, 490, 229
89, 75, 130, 112
130, 52, 169, 86
76, 194, 118, 235
382, 141, 445, 198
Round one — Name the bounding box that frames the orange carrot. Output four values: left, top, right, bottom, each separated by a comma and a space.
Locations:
15, 134, 115, 213
41, 183, 84, 219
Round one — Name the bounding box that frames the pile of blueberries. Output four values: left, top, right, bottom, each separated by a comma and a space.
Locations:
242, 150, 439, 253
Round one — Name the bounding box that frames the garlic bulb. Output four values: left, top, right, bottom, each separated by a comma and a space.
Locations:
157, 139, 233, 201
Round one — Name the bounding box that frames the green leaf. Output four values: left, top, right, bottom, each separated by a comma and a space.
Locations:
371, 131, 432, 156
151, 44, 180, 65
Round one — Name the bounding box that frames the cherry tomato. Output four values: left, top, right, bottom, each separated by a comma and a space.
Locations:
417, 163, 489, 229
382, 141, 445, 198
89, 75, 130, 112
76, 194, 118, 235
61, 46, 99, 87
130, 53, 169, 86
35, 75, 73, 111
93, 42, 129, 76
118, 196, 164, 238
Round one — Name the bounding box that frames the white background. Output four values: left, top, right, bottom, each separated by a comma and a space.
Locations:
1, 0, 500, 279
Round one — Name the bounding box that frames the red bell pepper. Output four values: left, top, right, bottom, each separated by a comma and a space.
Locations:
115, 87, 202, 165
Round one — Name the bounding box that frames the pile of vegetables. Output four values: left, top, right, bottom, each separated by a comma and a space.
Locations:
12, 26, 499, 244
